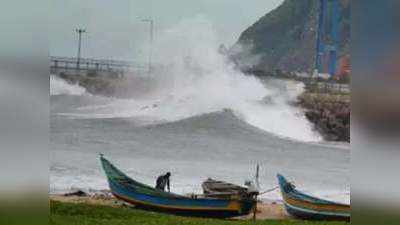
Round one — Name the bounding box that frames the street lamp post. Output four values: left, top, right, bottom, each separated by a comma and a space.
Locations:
141, 19, 154, 75
76, 28, 86, 70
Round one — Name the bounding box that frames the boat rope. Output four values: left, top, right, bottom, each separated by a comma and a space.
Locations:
259, 186, 279, 195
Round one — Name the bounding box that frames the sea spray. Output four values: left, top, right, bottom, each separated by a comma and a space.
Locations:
51, 16, 320, 142
50, 75, 86, 96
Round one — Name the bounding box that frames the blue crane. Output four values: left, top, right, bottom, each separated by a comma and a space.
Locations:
315, 0, 340, 78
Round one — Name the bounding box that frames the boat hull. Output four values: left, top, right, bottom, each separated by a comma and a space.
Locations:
112, 191, 253, 218
283, 200, 350, 221
108, 178, 254, 218
277, 174, 350, 221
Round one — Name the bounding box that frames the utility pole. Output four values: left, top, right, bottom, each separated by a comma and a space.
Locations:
76, 28, 86, 70
141, 19, 154, 75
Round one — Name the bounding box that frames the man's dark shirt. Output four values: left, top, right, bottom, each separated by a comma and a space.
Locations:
155, 174, 170, 192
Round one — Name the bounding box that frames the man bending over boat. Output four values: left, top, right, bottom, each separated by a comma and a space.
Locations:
155, 172, 171, 192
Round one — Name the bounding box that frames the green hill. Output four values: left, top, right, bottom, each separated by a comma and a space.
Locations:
231, 0, 350, 75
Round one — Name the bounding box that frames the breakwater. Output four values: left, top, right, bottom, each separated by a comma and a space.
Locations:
298, 92, 350, 142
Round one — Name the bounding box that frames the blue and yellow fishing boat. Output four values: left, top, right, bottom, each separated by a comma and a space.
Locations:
100, 155, 256, 218
277, 174, 350, 221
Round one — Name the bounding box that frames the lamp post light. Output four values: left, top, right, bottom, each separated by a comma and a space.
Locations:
141, 19, 154, 75
76, 28, 86, 70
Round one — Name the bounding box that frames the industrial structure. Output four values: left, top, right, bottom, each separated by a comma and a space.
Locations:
315, 0, 340, 78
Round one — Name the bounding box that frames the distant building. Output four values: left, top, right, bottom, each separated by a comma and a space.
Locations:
335, 54, 351, 80
294, 71, 310, 78
312, 69, 331, 80
317, 73, 331, 80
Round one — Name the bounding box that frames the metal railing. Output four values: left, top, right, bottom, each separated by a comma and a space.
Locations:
50, 56, 146, 74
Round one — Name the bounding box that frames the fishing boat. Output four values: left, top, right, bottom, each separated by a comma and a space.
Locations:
99, 154, 256, 218
277, 174, 350, 221
202, 178, 248, 198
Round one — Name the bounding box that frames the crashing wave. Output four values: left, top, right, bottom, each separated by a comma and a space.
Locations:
50, 75, 86, 96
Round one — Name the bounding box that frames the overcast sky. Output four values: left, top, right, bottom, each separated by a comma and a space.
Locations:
51, 0, 284, 61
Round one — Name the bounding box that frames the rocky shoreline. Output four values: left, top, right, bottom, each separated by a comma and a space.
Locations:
298, 92, 350, 142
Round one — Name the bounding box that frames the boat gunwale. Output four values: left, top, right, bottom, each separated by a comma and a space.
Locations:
101, 156, 187, 199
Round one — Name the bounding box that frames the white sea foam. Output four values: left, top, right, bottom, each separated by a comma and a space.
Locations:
50, 75, 86, 96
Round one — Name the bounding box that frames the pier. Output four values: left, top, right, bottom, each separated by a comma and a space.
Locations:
50, 56, 146, 77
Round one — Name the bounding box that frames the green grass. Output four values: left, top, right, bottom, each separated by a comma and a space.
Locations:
50, 201, 347, 225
